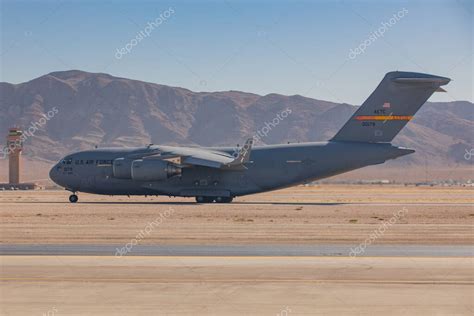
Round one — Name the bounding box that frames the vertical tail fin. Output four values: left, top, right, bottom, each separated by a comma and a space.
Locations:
331, 71, 450, 143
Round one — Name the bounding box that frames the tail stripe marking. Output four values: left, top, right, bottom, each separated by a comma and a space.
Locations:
355, 115, 413, 121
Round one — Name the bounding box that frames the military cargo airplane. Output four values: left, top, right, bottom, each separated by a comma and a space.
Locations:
49, 71, 450, 203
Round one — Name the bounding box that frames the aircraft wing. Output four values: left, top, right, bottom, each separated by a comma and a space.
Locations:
138, 138, 254, 170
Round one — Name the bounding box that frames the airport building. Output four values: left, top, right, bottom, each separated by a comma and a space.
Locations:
0, 128, 38, 190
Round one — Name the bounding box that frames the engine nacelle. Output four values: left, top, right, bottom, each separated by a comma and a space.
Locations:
131, 159, 181, 181
112, 158, 133, 179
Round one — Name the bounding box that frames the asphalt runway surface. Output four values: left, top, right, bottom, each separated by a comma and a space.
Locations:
1, 187, 472, 315
2, 255, 473, 315
1, 244, 473, 257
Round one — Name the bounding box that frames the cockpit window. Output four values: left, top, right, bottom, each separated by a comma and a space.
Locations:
60, 158, 72, 165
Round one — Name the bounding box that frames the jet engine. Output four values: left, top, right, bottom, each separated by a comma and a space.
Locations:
112, 158, 133, 179
131, 159, 181, 181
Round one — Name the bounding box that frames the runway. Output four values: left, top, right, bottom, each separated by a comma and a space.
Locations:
1, 255, 473, 315
1, 187, 473, 315
1, 244, 473, 257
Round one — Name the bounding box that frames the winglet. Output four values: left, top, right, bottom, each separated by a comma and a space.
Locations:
226, 137, 254, 168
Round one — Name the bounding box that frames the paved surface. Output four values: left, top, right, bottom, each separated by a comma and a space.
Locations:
1, 187, 472, 315
1, 256, 473, 315
1, 244, 473, 257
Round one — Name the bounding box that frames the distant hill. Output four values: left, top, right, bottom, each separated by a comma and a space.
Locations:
0, 70, 472, 172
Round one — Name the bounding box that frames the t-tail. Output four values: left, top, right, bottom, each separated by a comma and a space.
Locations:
331, 71, 450, 143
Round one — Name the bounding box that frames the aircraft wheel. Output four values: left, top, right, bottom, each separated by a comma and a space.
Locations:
195, 196, 204, 203
195, 196, 214, 203
215, 196, 233, 203
69, 194, 78, 203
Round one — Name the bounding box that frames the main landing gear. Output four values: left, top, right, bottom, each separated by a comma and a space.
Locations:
69, 194, 78, 203
195, 196, 233, 203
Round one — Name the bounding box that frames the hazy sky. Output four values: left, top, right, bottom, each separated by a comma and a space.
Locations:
1, 0, 472, 104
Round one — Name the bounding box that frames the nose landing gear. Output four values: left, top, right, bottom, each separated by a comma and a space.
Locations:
69, 194, 78, 203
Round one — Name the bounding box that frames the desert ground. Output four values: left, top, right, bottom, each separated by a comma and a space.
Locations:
0, 185, 472, 245
1, 185, 473, 315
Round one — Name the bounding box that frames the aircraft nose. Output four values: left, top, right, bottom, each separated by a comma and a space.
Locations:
49, 164, 60, 185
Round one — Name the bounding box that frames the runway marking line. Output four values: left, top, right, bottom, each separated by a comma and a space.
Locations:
1, 255, 473, 259
1, 277, 473, 285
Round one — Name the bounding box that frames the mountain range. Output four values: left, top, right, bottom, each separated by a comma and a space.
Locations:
0, 70, 472, 177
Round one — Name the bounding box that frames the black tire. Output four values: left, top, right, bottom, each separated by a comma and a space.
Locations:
215, 196, 233, 203
69, 194, 78, 203
195, 196, 205, 203
196, 196, 215, 203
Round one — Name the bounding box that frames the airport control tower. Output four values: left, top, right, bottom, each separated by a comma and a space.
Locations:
0, 128, 38, 190
7, 128, 23, 184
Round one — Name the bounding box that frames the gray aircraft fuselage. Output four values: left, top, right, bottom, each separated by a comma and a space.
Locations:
49, 141, 412, 197
48, 71, 450, 202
